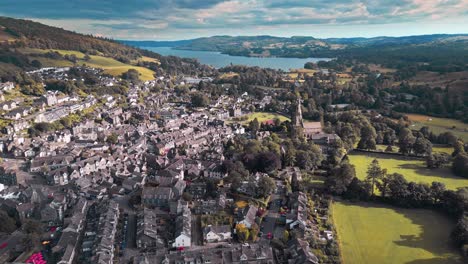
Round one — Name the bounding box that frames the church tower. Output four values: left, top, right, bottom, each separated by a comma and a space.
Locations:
292, 98, 304, 127
291, 98, 304, 138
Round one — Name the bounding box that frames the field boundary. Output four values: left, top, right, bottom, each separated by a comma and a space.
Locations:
352, 149, 426, 159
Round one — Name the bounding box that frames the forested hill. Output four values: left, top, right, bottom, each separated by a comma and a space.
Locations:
0, 17, 215, 79
0, 17, 141, 62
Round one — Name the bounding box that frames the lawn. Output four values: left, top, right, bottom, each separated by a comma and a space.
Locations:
245, 112, 290, 123
405, 113, 468, 141
332, 201, 464, 264
20, 48, 156, 81
348, 152, 468, 190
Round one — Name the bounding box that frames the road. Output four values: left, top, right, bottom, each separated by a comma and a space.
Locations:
260, 180, 286, 240
191, 215, 202, 246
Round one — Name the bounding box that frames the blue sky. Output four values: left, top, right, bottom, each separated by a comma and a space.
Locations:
1, 0, 467, 40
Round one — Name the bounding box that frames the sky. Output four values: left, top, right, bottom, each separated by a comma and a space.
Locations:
0, 0, 467, 40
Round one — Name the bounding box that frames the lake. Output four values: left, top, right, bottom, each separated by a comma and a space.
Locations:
142, 46, 330, 71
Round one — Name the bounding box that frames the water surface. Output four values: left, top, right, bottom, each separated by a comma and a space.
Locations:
143, 46, 330, 71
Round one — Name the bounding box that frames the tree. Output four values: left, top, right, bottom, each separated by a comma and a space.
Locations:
191, 92, 210, 107
398, 128, 415, 155
413, 135, 432, 156
452, 140, 466, 157
250, 224, 260, 241
384, 173, 410, 205
426, 153, 450, 169
284, 147, 296, 167
357, 124, 377, 150
121, 69, 140, 81
249, 118, 260, 134
452, 153, 468, 178
325, 162, 356, 195
366, 159, 387, 196
236, 224, 250, 242
257, 176, 276, 198
283, 230, 290, 243
296, 150, 312, 170
256, 152, 281, 173
0, 210, 16, 233
345, 178, 371, 200
106, 133, 118, 144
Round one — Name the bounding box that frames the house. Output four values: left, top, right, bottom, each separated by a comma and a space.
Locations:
237, 205, 258, 228
0, 100, 17, 111
136, 209, 165, 249
142, 186, 174, 208
35, 107, 70, 123
43, 91, 58, 106
172, 179, 186, 199
310, 133, 341, 147
133, 241, 274, 263
285, 238, 319, 264
229, 107, 242, 117
0, 167, 17, 186
16, 203, 34, 221
185, 182, 207, 199
0, 82, 14, 91
203, 225, 232, 243
172, 207, 191, 248
278, 167, 302, 182
286, 192, 310, 231
4, 106, 31, 120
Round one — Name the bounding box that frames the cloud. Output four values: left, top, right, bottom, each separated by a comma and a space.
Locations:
0, 0, 467, 39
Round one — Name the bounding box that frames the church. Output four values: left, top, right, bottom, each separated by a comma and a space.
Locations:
291, 99, 340, 150
291, 99, 323, 139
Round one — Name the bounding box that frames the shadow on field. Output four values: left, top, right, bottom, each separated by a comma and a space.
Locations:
396, 163, 457, 179
338, 201, 464, 264
404, 257, 463, 264
393, 209, 464, 264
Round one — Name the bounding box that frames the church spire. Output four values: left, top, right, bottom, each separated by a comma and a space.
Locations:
293, 98, 303, 128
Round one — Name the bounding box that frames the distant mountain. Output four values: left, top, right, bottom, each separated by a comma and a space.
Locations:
124, 34, 468, 57
123, 34, 468, 72
121, 39, 194, 48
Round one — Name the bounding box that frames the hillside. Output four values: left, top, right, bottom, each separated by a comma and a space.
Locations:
0, 17, 215, 81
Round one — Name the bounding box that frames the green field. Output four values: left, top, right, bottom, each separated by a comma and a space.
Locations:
21, 48, 156, 80
332, 201, 463, 264
406, 114, 468, 141
349, 152, 468, 190
230, 112, 290, 125
375, 145, 454, 155
245, 112, 290, 123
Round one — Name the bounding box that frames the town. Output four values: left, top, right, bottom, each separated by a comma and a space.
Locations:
0, 65, 347, 264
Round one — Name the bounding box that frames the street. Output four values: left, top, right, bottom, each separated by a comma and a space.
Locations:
260, 180, 286, 240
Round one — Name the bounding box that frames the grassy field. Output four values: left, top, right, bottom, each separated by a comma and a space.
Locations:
20, 48, 156, 81
245, 112, 290, 123
288, 68, 317, 78
375, 145, 454, 155
348, 152, 468, 190
405, 113, 468, 141
332, 201, 463, 264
